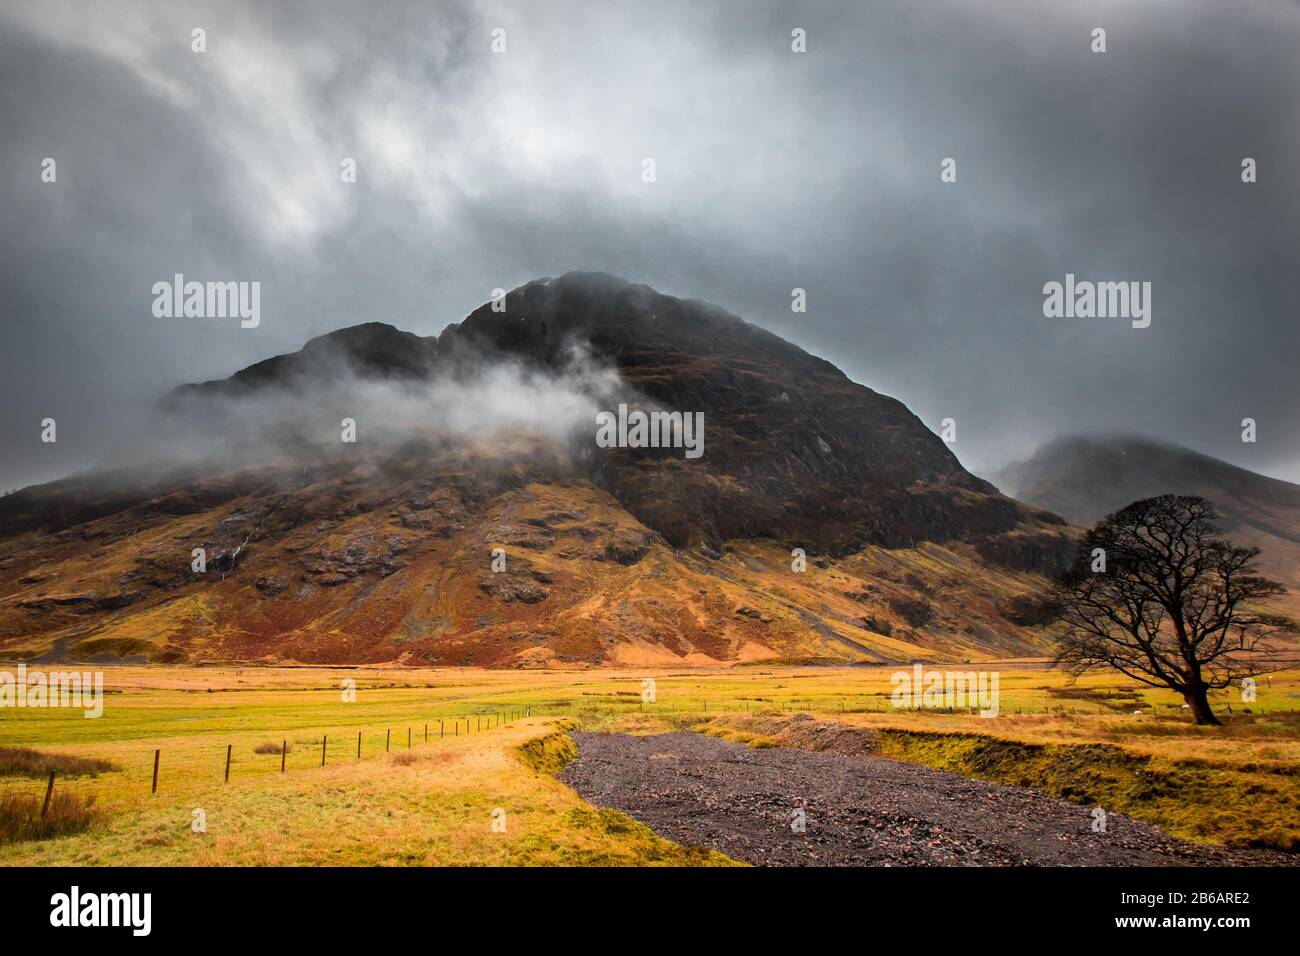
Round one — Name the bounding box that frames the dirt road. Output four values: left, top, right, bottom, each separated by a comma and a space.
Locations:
559, 731, 1292, 866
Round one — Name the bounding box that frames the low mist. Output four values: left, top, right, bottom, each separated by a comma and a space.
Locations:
44, 341, 629, 491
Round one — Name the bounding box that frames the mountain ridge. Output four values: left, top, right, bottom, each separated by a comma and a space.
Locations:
0, 273, 1075, 666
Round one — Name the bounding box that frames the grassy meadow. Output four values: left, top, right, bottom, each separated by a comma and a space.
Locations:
1, 662, 1297, 863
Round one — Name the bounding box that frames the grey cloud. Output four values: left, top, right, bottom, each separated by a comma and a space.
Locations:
1, 0, 1297, 491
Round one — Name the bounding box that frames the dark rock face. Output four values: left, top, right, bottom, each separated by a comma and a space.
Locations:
0, 466, 267, 538
477, 574, 550, 604
440, 272, 1037, 556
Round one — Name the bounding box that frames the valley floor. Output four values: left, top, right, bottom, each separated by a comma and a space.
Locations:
0, 664, 1297, 864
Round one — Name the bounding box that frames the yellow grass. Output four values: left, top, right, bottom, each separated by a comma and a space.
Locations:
1, 663, 1296, 863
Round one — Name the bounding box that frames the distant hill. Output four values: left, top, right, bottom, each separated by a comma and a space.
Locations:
994, 435, 1300, 599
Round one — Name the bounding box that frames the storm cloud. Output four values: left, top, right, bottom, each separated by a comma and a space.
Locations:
2, 0, 1297, 491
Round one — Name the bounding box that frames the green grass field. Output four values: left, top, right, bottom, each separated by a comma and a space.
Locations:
1, 663, 1297, 863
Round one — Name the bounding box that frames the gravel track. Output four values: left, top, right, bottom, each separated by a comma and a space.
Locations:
559, 731, 1294, 867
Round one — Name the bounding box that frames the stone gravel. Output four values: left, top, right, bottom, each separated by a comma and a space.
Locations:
560, 731, 1294, 867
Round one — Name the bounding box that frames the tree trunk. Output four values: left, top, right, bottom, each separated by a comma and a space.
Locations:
1184, 683, 1220, 725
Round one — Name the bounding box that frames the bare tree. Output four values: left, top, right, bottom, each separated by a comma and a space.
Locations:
1052, 495, 1292, 725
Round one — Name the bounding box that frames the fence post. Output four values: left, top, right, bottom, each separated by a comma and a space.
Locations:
225, 743, 232, 783
321, 735, 327, 766
152, 749, 160, 795
41, 771, 55, 818
282, 739, 287, 773
440, 720, 444, 739
424, 723, 428, 743
408, 728, 411, 749
386, 729, 391, 752
357, 731, 362, 759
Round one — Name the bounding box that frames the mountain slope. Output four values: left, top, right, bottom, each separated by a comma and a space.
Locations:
995, 434, 1300, 596
0, 274, 1073, 666
443, 273, 1034, 556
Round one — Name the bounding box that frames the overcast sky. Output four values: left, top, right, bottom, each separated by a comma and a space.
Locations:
2, 0, 1298, 492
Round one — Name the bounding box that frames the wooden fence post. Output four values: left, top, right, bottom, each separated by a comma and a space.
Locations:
386, 729, 391, 752
225, 743, 232, 783
357, 731, 362, 759
424, 723, 428, 743
41, 771, 55, 818
408, 727, 411, 749
440, 720, 444, 738
321, 735, 327, 766
282, 739, 287, 772
152, 749, 160, 795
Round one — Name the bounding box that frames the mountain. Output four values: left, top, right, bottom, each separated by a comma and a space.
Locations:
994, 434, 1300, 599
170, 322, 440, 401
0, 273, 1074, 667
